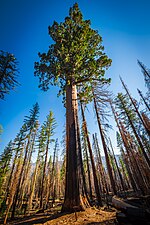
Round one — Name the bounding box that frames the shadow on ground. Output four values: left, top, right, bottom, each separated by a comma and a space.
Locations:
4, 210, 72, 225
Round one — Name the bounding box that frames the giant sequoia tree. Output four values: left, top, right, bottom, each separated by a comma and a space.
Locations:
35, 3, 111, 212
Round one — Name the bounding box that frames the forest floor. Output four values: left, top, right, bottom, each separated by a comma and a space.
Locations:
0, 206, 118, 225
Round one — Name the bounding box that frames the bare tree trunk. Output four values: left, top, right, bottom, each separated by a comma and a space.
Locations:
109, 139, 126, 192
40, 136, 50, 210
83, 133, 93, 200
4, 153, 22, 224
76, 106, 90, 205
110, 102, 138, 192
121, 147, 139, 192
51, 140, 58, 207
27, 157, 39, 212
93, 134, 105, 194
19, 132, 36, 210
93, 95, 117, 195
80, 102, 102, 206
11, 133, 32, 219
120, 77, 150, 136
137, 89, 150, 112
4, 145, 19, 202
45, 155, 53, 209
119, 96, 150, 168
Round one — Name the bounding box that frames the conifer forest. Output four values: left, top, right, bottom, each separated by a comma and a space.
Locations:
0, 3, 150, 225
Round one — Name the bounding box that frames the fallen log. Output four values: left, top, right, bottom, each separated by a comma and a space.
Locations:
112, 196, 146, 218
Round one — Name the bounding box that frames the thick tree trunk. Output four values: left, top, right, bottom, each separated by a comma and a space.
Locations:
62, 83, 84, 212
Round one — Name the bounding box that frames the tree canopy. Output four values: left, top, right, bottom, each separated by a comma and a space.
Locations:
34, 3, 111, 101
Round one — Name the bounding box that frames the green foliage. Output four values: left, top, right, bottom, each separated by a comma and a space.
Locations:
24, 102, 39, 131
34, 3, 111, 102
115, 93, 139, 130
0, 50, 19, 100
119, 157, 128, 177
109, 153, 117, 172
0, 141, 13, 194
116, 131, 123, 148
37, 111, 56, 162
43, 111, 57, 139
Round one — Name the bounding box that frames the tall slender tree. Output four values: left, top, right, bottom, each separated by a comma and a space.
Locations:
120, 77, 150, 136
115, 93, 150, 168
11, 103, 39, 219
137, 89, 150, 112
3, 125, 27, 206
0, 141, 14, 203
40, 111, 56, 210
80, 102, 102, 206
34, 3, 111, 212
92, 83, 117, 195
137, 60, 150, 95
81, 126, 93, 201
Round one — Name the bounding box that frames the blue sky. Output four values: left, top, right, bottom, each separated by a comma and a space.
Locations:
0, 0, 149, 155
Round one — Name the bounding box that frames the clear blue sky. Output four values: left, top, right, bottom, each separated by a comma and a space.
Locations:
0, 0, 149, 155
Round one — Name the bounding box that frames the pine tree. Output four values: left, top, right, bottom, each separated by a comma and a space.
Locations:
0, 141, 14, 207
120, 77, 150, 136
115, 93, 150, 168
0, 50, 19, 100
40, 111, 56, 210
27, 125, 46, 212
11, 103, 39, 219
3, 125, 27, 204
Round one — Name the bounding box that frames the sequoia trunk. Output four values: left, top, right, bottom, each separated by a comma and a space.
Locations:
62, 83, 83, 212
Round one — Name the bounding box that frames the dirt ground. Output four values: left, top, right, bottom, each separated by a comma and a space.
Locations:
2, 207, 117, 225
